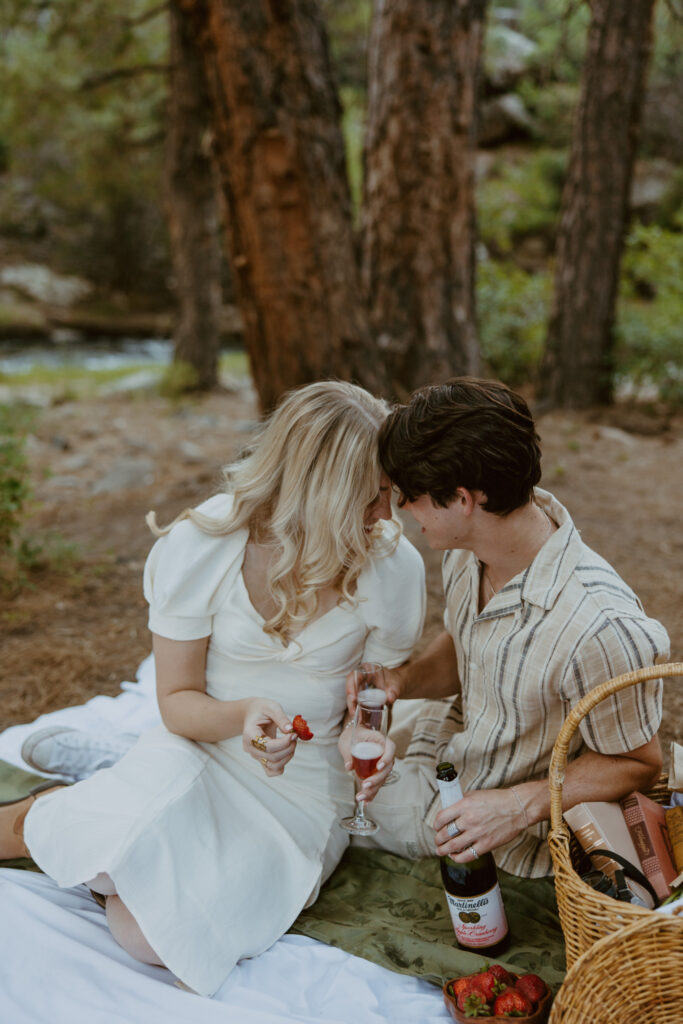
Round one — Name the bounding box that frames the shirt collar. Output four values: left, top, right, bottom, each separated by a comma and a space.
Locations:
468, 488, 583, 616
519, 488, 583, 610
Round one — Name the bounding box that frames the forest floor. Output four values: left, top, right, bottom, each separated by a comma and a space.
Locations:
1, 382, 681, 769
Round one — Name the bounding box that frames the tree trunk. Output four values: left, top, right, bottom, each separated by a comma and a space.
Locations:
539, 0, 657, 408
177, 0, 387, 411
165, 0, 224, 391
362, 0, 485, 399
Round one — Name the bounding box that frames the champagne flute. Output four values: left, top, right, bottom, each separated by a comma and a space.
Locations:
355, 663, 399, 785
339, 707, 387, 835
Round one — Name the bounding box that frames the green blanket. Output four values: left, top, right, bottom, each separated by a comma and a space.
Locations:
0, 759, 566, 991
290, 846, 566, 992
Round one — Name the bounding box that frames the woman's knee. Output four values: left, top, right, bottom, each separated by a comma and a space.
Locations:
105, 895, 164, 966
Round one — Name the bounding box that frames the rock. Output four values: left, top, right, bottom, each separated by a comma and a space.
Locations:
179, 440, 205, 463
479, 93, 536, 147
484, 25, 538, 93
98, 370, 162, 395
0, 295, 50, 339
593, 426, 637, 446
0, 385, 51, 407
230, 419, 260, 434
0, 263, 92, 307
59, 453, 91, 471
92, 457, 156, 495
629, 158, 679, 220
45, 474, 86, 490
50, 435, 71, 451
50, 327, 84, 344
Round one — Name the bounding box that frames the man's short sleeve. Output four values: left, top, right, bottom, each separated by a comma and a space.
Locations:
563, 613, 669, 754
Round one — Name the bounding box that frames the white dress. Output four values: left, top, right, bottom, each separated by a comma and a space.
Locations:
24, 494, 426, 996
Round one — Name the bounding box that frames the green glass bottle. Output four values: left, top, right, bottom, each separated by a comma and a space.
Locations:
436, 761, 510, 956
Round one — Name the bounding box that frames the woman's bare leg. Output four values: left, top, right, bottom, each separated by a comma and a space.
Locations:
0, 787, 65, 860
106, 895, 165, 966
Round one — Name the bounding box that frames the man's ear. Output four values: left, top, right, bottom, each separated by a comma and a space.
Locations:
454, 488, 480, 516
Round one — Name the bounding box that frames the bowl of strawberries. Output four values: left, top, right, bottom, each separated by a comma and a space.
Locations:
443, 964, 552, 1022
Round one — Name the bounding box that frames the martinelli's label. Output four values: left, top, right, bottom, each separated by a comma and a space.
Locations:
444, 882, 508, 948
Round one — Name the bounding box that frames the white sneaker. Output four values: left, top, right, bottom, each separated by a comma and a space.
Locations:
21, 726, 137, 781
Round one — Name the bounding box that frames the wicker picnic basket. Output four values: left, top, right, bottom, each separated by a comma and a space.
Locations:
547, 661, 683, 968
547, 912, 683, 1024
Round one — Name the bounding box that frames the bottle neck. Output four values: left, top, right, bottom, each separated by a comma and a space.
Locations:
436, 773, 464, 809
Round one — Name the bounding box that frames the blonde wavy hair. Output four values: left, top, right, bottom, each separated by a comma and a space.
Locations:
147, 380, 399, 643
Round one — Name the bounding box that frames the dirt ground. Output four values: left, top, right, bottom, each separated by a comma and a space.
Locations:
1, 384, 681, 769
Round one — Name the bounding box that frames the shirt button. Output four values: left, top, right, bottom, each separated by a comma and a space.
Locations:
470, 662, 478, 672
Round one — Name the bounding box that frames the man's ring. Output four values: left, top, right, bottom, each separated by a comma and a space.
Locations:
260, 757, 268, 768
251, 735, 268, 752
447, 821, 460, 837
470, 845, 478, 859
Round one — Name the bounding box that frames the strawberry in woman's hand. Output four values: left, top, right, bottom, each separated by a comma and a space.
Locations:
292, 715, 314, 740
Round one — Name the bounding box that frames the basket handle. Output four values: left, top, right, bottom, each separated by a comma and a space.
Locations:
548, 661, 683, 831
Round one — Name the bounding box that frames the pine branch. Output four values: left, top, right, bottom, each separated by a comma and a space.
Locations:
79, 64, 170, 91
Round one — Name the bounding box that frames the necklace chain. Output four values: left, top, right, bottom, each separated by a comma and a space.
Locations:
482, 506, 554, 601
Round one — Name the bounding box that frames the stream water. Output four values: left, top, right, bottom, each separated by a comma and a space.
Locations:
0, 338, 173, 375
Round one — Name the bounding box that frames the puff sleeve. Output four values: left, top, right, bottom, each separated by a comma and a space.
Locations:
143, 494, 246, 642
357, 534, 426, 668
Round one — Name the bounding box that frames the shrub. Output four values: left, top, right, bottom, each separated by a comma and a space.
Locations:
159, 359, 200, 398
616, 218, 683, 404
0, 404, 33, 558
477, 149, 567, 255
477, 258, 552, 386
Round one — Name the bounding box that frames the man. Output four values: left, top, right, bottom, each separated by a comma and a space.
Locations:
348, 377, 668, 877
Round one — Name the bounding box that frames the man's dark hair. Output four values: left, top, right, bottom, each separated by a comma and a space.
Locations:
378, 377, 542, 516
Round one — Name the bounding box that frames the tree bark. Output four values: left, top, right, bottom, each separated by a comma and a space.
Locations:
539, 0, 657, 409
177, 0, 387, 411
362, 0, 485, 399
165, 0, 224, 391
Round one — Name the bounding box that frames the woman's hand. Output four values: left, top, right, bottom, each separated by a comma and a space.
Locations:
242, 699, 297, 777
338, 723, 396, 803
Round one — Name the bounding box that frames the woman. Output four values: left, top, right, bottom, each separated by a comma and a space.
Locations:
0, 381, 425, 997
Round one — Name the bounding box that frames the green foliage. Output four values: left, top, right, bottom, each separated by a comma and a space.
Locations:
477, 259, 552, 386
515, 79, 579, 148
340, 86, 365, 218
477, 149, 567, 255
511, 0, 590, 83
0, 0, 169, 295
159, 359, 200, 398
0, 402, 80, 580
325, 0, 371, 91
653, 168, 683, 231
0, 404, 33, 557
616, 218, 683, 404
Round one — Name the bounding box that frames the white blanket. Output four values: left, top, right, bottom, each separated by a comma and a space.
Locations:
0, 657, 447, 1023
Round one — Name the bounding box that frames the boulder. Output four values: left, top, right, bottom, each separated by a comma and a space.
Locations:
479, 93, 537, 147
484, 25, 538, 93
629, 158, 679, 220
0, 263, 92, 307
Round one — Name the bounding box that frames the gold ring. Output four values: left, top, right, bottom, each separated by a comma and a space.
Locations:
251, 735, 268, 752
260, 757, 268, 768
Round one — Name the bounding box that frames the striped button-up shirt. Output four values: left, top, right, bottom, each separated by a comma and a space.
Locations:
422, 488, 669, 877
